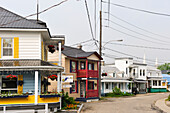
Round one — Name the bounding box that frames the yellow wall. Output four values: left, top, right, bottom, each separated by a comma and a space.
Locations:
0, 95, 60, 105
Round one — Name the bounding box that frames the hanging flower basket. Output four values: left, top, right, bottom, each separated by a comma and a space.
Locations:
102, 73, 107, 76
48, 45, 55, 53
6, 74, 17, 80
48, 75, 58, 81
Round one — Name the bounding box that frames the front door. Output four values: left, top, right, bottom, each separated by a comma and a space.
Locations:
80, 81, 85, 97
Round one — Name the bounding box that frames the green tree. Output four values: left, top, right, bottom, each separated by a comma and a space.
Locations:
157, 63, 170, 71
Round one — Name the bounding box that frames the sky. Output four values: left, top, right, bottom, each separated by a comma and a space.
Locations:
1, 0, 170, 65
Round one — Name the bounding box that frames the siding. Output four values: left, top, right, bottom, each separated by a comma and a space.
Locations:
0, 31, 41, 59
23, 73, 41, 94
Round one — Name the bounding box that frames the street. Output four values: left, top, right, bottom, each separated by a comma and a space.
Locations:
81, 93, 170, 113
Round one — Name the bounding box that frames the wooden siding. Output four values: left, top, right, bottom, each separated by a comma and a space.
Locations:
0, 31, 41, 59
23, 73, 41, 94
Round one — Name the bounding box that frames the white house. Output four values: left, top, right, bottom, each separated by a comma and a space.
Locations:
101, 65, 132, 95
147, 66, 167, 92
114, 58, 147, 94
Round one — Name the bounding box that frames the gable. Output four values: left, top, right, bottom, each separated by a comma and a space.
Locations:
87, 54, 100, 61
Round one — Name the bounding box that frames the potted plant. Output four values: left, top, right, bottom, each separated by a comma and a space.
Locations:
102, 73, 107, 76
48, 45, 55, 53
48, 75, 58, 81
6, 74, 17, 80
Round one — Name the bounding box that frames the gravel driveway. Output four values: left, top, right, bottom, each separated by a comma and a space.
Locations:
81, 93, 170, 113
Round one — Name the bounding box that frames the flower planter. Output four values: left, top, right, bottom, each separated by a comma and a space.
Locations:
40, 94, 60, 98
0, 95, 28, 99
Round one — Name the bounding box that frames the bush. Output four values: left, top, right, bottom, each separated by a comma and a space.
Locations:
113, 87, 123, 95
168, 95, 170, 101
62, 92, 77, 108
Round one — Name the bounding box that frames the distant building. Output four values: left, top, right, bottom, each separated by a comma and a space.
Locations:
162, 74, 170, 91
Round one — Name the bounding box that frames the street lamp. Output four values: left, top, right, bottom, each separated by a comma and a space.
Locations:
103, 39, 123, 49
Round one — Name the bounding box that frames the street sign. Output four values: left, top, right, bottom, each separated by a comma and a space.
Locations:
62, 75, 73, 83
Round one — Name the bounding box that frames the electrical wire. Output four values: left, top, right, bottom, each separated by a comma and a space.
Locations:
102, 1, 170, 17
0, 0, 68, 26
103, 42, 170, 50
104, 25, 170, 45
84, 0, 98, 48
104, 12, 170, 40
104, 47, 166, 63
104, 18, 170, 44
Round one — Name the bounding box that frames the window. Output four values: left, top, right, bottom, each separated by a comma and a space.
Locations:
88, 63, 94, 70
133, 69, 135, 76
143, 70, 145, 76
140, 69, 142, 76
158, 81, 161, 86
153, 80, 157, 86
113, 73, 116, 77
71, 81, 77, 93
126, 68, 128, 74
3, 38, 13, 56
88, 81, 94, 90
122, 73, 124, 78
80, 62, 85, 70
105, 83, 109, 89
126, 61, 128, 64
1, 75, 17, 93
70, 61, 77, 72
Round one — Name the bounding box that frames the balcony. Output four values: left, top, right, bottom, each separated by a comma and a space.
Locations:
86, 90, 98, 98
77, 70, 98, 78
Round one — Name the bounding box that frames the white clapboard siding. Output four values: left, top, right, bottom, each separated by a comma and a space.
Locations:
0, 31, 41, 59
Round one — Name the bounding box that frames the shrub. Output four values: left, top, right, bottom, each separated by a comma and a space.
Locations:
168, 95, 170, 101
113, 87, 123, 95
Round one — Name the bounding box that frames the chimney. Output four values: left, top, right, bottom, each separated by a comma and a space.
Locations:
77, 44, 82, 50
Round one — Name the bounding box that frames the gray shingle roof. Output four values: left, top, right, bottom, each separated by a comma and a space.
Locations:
62, 46, 102, 59
0, 7, 47, 29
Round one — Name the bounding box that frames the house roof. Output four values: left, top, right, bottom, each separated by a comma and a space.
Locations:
62, 46, 102, 60
0, 7, 47, 29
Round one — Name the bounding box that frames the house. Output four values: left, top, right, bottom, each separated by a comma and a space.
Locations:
162, 74, 170, 91
0, 7, 63, 111
114, 58, 147, 94
101, 65, 132, 96
147, 66, 167, 92
48, 45, 102, 102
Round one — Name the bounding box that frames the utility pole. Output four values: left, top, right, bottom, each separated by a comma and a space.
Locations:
37, 0, 39, 21
98, 1, 102, 98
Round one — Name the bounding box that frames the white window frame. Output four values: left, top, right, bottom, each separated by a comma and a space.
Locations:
1, 38, 14, 59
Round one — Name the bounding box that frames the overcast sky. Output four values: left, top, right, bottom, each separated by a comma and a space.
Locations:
1, 0, 170, 65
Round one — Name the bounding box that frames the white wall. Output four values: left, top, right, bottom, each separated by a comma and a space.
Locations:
0, 31, 41, 59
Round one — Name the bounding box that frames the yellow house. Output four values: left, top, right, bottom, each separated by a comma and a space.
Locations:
0, 7, 64, 112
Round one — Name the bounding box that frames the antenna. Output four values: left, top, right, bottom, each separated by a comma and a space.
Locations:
37, 0, 39, 21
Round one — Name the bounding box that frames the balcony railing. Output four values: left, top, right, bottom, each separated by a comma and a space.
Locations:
86, 90, 98, 98
77, 70, 98, 78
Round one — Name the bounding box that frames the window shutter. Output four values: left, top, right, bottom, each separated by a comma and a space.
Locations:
70, 60, 72, 73
77, 81, 78, 93
92, 63, 94, 70
76, 61, 79, 72
18, 75, 23, 94
70, 82, 72, 94
14, 37, 19, 58
41, 41, 44, 60
0, 37, 1, 58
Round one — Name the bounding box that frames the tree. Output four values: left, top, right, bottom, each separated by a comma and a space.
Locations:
157, 63, 170, 71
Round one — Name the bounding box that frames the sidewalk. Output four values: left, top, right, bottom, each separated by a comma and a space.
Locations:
155, 98, 170, 113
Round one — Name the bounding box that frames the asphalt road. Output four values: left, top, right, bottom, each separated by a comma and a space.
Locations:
81, 93, 170, 113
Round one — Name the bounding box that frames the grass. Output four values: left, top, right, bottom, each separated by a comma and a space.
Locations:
105, 92, 134, 97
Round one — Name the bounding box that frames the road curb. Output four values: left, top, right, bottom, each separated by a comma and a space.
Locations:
151, 101, 166, 113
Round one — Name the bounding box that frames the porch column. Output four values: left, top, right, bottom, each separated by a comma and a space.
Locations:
103, 82, 105, 94
0, 75, 2, 94
57, 72, 61, 92
86, 59, 88, 98
35, 71, 39, 105
97, 61, 99, 97
131, 82, 132, 93
58, 41, 62, 66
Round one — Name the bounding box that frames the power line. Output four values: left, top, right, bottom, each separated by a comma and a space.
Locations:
84, 0, 98, 48
104, 18, 170, 44
104, 47, 166, 63
103, 42, 170, 50
104, 25, 170, 45
70, 39, 94, 46
0, 0, 68, 26
102, 1, 170, 17
104, 12, 170, 40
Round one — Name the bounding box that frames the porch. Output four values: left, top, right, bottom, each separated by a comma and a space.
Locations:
77, 70, 98, 78
0, 60, 63, 108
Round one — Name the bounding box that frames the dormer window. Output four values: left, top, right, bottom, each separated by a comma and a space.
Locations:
3, 38, 13, 57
